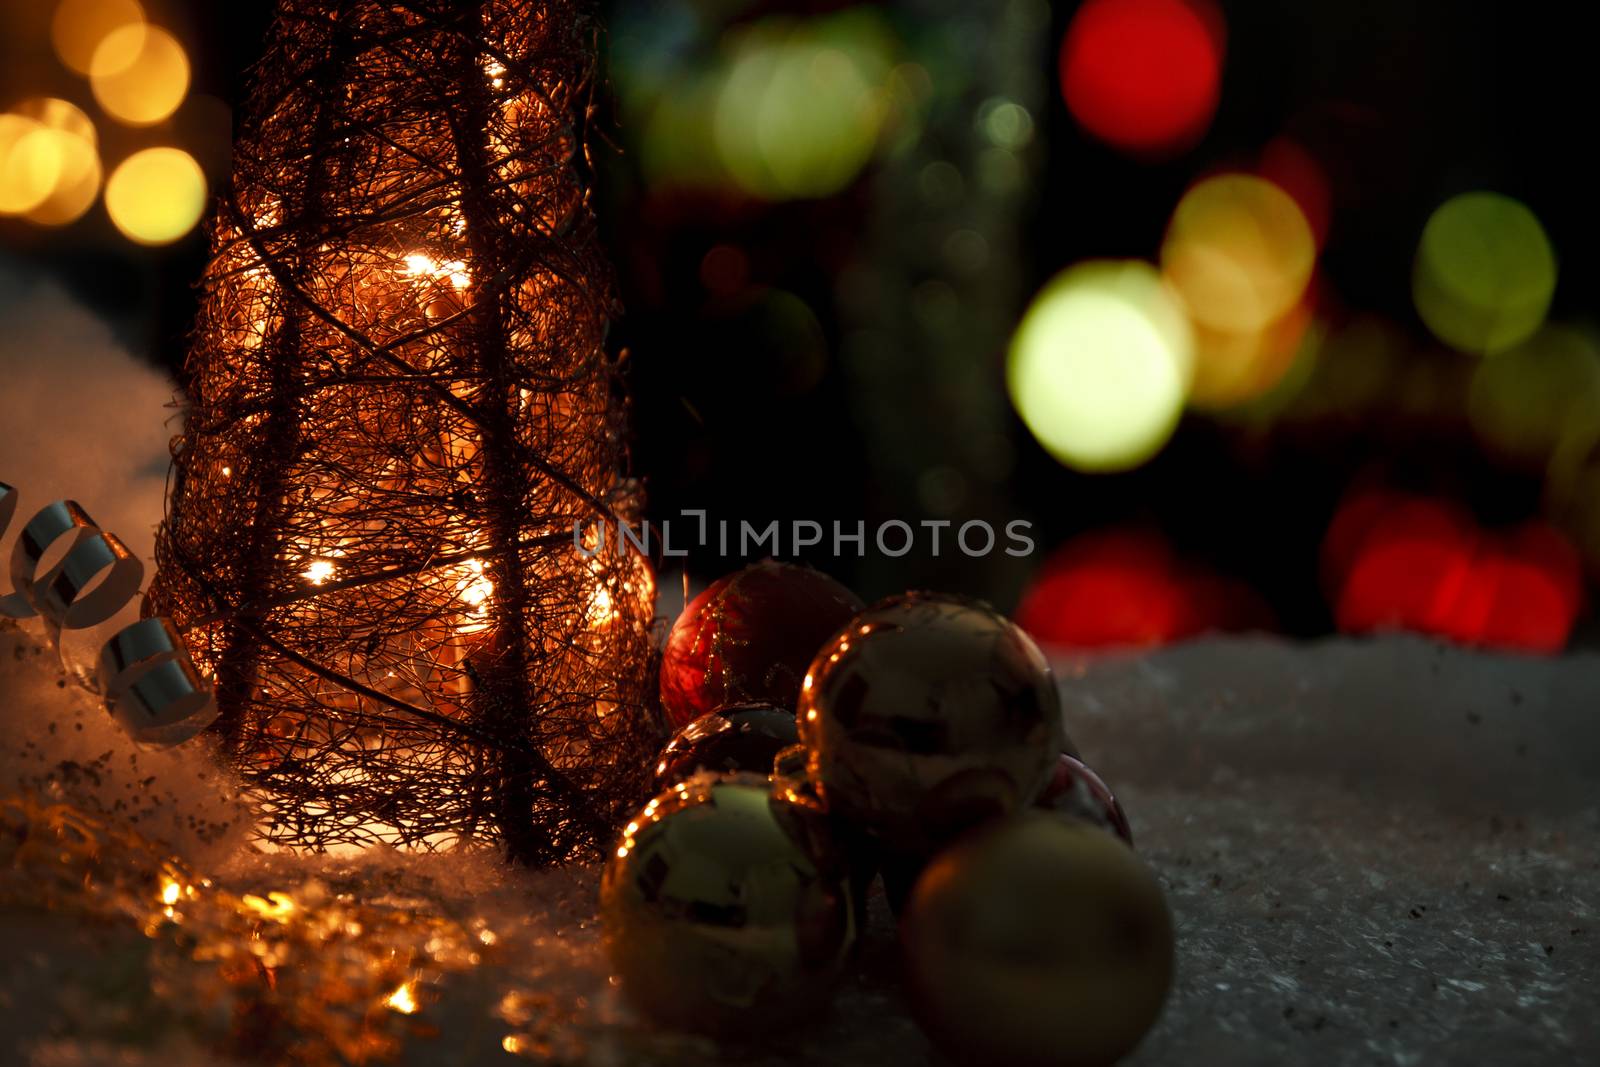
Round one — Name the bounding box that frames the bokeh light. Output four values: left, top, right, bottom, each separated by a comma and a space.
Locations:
721, 288, 829, 396
1007, 260, 1194, 473
1554, 461, 1600, 583
89, 23, 191, 127
1016, 528, 1272, 650
50, 0, 144, 75
0, 114, 59, 216
1412, 191, 1556, 356
1468, 325, 1600, 470
103, 146, 206, 245
714, 13, 893, 200
1187, 297, 1315, 409
1258, 138, 1330, 248
1326, 489, 1581, 654
8, 98, 101, 226
639, 71, 725, 192
1060, 0, 1224, 157
1162, 173, 1316, 335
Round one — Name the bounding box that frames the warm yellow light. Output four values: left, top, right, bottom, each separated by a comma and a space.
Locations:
1162, 174, 1316, 335
450, 558, 495, 634
7, 99, 102, 226
1188, 299, 1315, 410
384, 980, 419, 1015
0, 115, 60, 216
239, 891, 296, 922
588, 586, 615, 626
15, 98, 97, 144
51, 0, 145, 75
160, 878, 181, 906
104, 147, 206, 245
304, 560, 336, 585
90, 23, 190, 127
458, 559, 493, 608
403, 252, 471, 289
1008, 260, 1195, 472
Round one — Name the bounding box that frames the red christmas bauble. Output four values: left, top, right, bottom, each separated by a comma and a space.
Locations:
659, 561, 864, 728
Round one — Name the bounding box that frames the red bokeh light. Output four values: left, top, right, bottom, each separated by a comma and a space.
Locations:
1060, 0, 1225, 157
1259, 138, 1331, 248
1016, 528, 1272, 650
1325, 489, 1583, 654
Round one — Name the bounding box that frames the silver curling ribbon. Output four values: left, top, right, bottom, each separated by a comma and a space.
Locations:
5, 497, 143, 628
2, 480, 217, 746
0, 481, 31, 617
99, 617, 219, 745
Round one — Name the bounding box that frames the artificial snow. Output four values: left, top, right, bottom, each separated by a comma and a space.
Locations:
3, 618, 1598, 1064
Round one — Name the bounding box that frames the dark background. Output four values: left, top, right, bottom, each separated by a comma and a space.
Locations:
3, 0, 1594, 639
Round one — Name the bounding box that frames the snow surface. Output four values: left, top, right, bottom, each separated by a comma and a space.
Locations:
3, 618, 1598, 1065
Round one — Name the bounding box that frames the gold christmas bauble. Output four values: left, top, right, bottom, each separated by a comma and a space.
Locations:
901, 814, 1174, 1067
599, 773, 855, 1037
798, 592, 1066, 852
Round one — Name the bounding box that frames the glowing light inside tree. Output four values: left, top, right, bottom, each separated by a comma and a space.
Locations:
151, 0, 656, 863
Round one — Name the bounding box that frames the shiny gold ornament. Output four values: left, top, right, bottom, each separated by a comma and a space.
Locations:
901, 814, 1174, 1067
771, 743, 881, 925
799, 592, 1066, 852
652, 702, 799, 791
600, 774, 855, 1036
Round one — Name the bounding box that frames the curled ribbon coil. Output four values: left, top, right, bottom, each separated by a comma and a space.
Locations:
0, 480, 217, 746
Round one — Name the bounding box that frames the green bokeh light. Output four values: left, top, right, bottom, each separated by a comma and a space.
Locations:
1468, 324, 1600, 469
1413, 191, 1557, 356
1007, 261, 1195, 473
714, 12, 894, 200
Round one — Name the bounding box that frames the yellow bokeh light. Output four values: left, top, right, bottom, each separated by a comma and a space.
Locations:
15, 97, 97, 145
51, 0, 145, 75
1162, 174, 1316, 335
1188, 299, 1315, 410
1412, 191, 1556, 356
103, 146, 207, 245
90, 23, 190, 127
1008, 260, 1195, 473
1, 115, 60, 216
9, 99, 102, 226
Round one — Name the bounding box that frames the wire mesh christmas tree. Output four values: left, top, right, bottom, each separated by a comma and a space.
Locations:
151, 0, 656, 863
